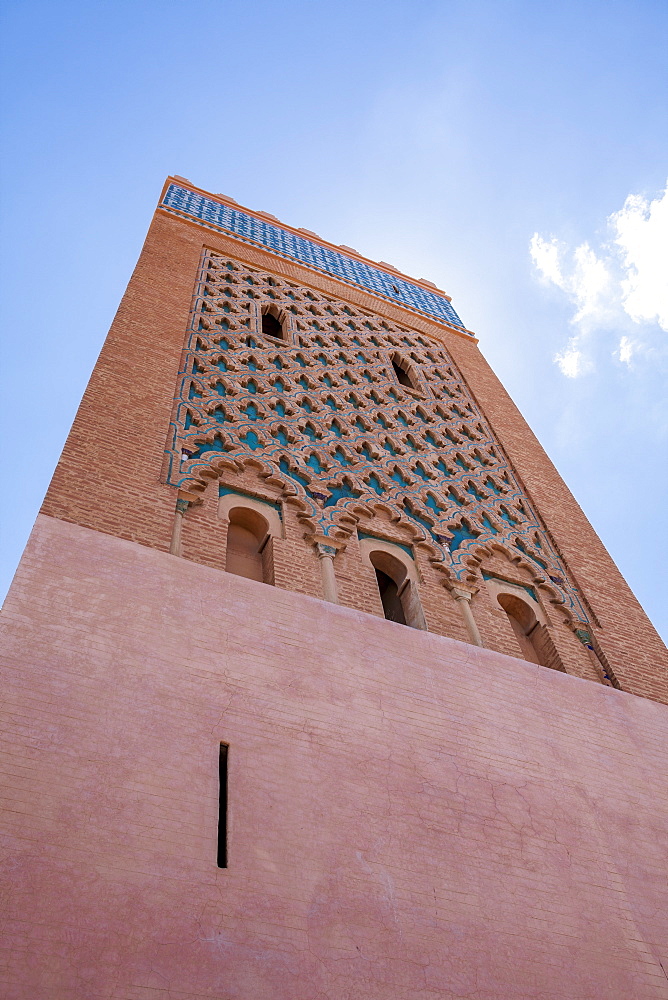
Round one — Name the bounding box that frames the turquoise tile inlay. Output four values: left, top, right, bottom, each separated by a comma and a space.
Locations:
161, 184, 468, 332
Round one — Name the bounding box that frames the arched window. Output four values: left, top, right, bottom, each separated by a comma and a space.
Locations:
497, 593, 543, 665
368, 549, 425, 630
261, 306, 285, 340
225, 507, 272, 584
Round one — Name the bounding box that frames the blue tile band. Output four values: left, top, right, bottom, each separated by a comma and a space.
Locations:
161, 184, 469, 333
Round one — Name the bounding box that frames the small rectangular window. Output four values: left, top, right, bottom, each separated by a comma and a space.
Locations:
217, 743, 228, 868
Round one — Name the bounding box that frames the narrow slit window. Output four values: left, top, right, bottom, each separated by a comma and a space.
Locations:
217, 743, 228, 868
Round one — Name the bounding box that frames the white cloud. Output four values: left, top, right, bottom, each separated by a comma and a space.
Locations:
529, 234, 563, 287
613, 189, 668, 330
529, 235, 613, 328
530, 182, 668, 377
616, 336, 635, 366
555, 337, 594, 378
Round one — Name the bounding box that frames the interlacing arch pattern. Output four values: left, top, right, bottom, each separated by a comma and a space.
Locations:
164, 251, 589, 624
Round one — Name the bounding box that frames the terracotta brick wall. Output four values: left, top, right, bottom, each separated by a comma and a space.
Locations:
447, 334, 668, 700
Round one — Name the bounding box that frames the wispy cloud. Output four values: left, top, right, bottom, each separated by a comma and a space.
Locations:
530, 182, 668, 377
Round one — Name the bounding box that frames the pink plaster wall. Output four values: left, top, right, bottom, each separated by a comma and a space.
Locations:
2, 514, 668, 1000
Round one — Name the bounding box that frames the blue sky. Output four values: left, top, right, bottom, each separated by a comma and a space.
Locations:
1, 0, 666, 640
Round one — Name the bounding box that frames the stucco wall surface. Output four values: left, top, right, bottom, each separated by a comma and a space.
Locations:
1, 514, 668, 1000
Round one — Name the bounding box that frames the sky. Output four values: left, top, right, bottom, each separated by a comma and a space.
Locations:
1, 0, 666, 641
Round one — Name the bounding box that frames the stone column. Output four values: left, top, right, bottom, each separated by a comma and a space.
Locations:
452, 587, 484, 647
316, 543, 339, 604
169, 498, 190, 556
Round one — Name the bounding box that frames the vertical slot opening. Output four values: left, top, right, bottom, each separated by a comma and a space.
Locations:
374, 567, 407, 625
217, 743, 228, 868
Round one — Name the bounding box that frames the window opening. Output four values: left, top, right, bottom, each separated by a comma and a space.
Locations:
261, 310, 284, 340
374, 568, 407, 625
366, 549, 425, 629
391, 358, 414, 389
217, 743, 228, 868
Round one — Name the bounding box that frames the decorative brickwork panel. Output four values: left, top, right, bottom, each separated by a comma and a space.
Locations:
165, 252, 589, 626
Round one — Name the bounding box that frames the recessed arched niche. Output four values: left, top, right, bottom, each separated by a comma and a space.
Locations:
225, 507, 270, 582
219, 490, 282, 585
484, 573, 564, 671
497, 592, 544, 665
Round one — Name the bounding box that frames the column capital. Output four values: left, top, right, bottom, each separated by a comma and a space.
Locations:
573, 627, 593, 648
310, 532, 346, 555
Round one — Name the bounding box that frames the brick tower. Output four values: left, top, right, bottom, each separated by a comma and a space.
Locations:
2, 177, 668, 999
